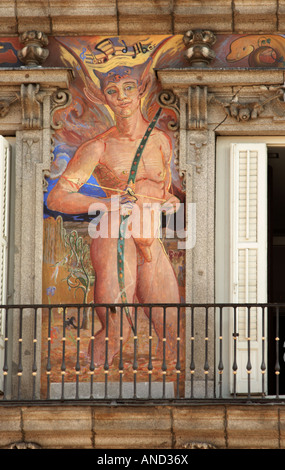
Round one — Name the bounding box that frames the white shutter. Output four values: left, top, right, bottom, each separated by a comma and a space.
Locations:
0, 136, 10, 392
230, 143, 267, 393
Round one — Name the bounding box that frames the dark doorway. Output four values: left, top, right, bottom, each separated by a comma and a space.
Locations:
268, 146, 285, 395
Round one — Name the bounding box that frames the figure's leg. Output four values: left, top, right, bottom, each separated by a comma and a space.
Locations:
89, 235, 137, 366
136, 239, 180, 363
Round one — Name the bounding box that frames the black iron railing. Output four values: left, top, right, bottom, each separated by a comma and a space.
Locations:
0, 303, 285, 402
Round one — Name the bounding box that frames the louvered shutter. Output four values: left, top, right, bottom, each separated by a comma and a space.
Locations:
230, 143, 267, 393
0, 137, 10, 392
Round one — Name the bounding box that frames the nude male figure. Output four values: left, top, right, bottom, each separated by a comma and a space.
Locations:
47, 65, 181, 366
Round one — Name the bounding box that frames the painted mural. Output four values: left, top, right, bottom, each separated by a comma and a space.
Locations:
42, 35, 187, 395
1, 33, 284, 395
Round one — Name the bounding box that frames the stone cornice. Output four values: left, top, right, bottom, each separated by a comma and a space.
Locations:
1, 1, 284, 36
0, 67, 74, 89
155, 68, 285, 90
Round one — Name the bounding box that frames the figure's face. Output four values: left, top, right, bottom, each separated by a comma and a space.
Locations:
103, 78, 141, 118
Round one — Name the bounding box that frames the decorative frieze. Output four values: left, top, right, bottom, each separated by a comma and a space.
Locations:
18, 31, 49, 67
210, 86, 285, 122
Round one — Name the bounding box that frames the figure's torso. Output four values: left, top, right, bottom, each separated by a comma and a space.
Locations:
94, 127, 169, 200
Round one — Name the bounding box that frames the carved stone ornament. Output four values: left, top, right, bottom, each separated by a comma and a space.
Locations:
188, 86, 207, 129
157, 89, 180, 131
189, 131, 207, 174
183, 30, 216, 67
0, 94, 20, 117
157, 89, 185, 186
18, 31, 49, 67
23, 135, 40, 160
210, 86, 285, 122
21, 83, 46, 129
51, 89, 72, 130
7, 441, 41, 449
181, 441, 217, 449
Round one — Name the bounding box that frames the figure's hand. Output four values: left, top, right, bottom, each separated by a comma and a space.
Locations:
120, 187, 137, 216
161, 195, 180, 214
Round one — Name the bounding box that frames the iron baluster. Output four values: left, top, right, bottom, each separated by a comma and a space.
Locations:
218, 306, 224, 398
104, 306, 109, 399
3, 307, 9, 400
119, 306, 124, 399
61, 307, 66, 400
162, 307, 167, 399
148, 306, 153, 399
261, 306, 266, 397
17, 307, 23, 400
32, 307, 38, 400
232, 306, 238, 398
275, 305, 280, 399
89, 305, 95, 399
46, 307, 52, 400
190, 306, 195, 398
204, 307, 209, 398
75, 307, 81, 399
247, 306, 252, 398
133, 306, 138, 399
176, 305, 181, 399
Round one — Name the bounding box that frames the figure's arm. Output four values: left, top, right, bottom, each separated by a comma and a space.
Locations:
47, 139, 106, 214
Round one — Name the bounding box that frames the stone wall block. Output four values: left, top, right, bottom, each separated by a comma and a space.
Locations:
118, 0, 173, 15
174, 0, 233, 33
278, 406, 285, 448
172, 406, 226, 448
0, 1, 18, 34
0, 407, 22, 448
49, 0, 117, 16
16, 0, 51, 33
21, 406, 93, 449
227, 406, 279, 448
49, 0, 117, 35
234, 0, 278, 32
94, 407, 172, 449
277, 0, 285, 31
118, 16, 172, 35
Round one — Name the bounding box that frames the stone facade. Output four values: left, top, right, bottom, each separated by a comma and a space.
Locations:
1, 0, 285, 450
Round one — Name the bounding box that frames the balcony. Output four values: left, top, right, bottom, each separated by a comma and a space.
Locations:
0, 302, 284, 404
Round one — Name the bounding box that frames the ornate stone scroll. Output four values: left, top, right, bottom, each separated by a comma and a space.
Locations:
51, 89, 72, 130
18, 31, 49, 67
157, 89, 184, 185
157, 89, 180, 131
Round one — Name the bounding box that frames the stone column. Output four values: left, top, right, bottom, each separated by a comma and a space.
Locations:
11, 84, 72, 399
0, 34, 73, 398
157, 30, 217, 397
